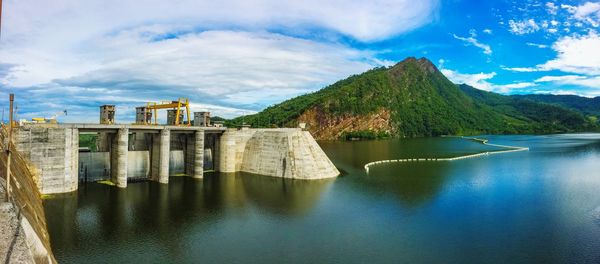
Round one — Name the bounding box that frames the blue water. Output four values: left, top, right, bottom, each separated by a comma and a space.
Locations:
44, 134, 600, 263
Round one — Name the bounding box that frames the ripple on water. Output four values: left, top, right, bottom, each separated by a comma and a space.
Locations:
592, 207, 600, 226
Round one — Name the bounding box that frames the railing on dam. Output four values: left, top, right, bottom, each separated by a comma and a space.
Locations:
1, 124, 56, 263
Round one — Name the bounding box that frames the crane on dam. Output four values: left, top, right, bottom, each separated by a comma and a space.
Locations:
144, 98, 192, 126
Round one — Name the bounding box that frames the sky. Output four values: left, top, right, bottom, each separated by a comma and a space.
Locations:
0, 0, 599, 123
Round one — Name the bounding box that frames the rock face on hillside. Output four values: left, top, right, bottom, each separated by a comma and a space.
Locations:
297, 107, 394, 140
231, 57, 593, 139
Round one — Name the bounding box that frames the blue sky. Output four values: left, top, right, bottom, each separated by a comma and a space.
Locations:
0, 0, 599, 123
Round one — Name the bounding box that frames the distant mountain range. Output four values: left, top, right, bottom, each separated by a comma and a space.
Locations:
512, 94, 600, 117
228, 57, 599, 140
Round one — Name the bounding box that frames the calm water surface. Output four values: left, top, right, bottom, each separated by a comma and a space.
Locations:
44, 134, 600, 263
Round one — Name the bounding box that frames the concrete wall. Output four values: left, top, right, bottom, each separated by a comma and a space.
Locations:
79, 150, 179, 181
128, 151, 150, 178
219, 129, 339, 179
14, 126, 79, 194
203, 133, 218, 171
129, 132, 150, 151
169, 150, 185, 175
183, 131, 204, 178
79, 152, 110, 182
219, 129, 255, 173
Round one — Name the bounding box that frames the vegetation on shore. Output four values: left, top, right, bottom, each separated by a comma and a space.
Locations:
79, 134, 98, 151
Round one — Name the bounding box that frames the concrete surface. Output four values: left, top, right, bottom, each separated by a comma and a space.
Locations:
14, 126, 79, 194
0, 180, 35, 264
220, 129, 339, 179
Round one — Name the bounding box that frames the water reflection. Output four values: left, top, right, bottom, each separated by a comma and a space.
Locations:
240, 172, 335, 215
44, 173, 334, 263
357, 162, 453, 207
43, 134, 600, 264
321, 137, 488, 208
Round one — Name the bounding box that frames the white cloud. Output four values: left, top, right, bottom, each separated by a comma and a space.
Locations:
483, 29, 493, 34
504, 31, 600, 75
1, 0, 440, 46
546, 2, 559, 15
535, 74, 600, 88
572, 2, 600, 19
453, 31, 492, 55
0, 0, 438, 85
534, 74, 600, 96
2, 30, 384, 120
539, 31, 600, 75
533, 90, 579, 96
526, 42, 549, 48
493, 82, 537, 93
441, 68, 536, 93
508, 19, 540, 35
562, 2, 600, 27
440, 69, 496, 91
0, 0, 440, 120
496, 82, 536, 89
535, 75, 585, 82
501, 66, 539, 72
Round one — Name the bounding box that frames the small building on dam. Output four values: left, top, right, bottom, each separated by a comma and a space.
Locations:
13, 124, 340, 194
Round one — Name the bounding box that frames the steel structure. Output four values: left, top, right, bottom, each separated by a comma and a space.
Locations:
146, 98, 191, 126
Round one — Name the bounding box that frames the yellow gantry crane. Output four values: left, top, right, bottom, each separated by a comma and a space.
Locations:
145, 98, 191, 126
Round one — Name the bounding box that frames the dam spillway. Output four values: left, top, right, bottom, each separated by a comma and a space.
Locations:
14, 124, 339, 195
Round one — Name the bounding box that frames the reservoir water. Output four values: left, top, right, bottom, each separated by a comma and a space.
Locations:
43, 134, 600, 263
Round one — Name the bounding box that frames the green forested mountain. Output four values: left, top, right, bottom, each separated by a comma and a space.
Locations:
512, 94, 600, 117
228, 57, 596, 140
459, 85, 594, 133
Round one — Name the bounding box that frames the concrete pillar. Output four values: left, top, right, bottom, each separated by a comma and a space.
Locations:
218, 132, 236, 172
214, 134, 220, 171
111, 128, 128, 188
68, 128, 79, 191
158, 129, 170, 184
97, 132, 110, 152
193, 130, 204, 178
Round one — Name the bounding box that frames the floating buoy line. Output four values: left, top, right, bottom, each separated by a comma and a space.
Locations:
364, 137, 529, 173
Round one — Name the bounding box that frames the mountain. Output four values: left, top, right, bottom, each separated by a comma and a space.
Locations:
458, 84, 593, 132
512, 94, 600, 117
228, 57, 596, 140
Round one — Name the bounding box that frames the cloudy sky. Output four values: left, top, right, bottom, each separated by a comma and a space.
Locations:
0, 0, 599, 123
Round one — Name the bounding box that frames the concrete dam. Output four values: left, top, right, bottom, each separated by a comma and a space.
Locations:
14, 124, 340, 195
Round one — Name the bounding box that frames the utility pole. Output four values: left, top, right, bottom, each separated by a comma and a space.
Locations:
0, 0, 3, 125
0, 0, 3, 38
5, 94, 13, 201
0, 3, 10, 201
